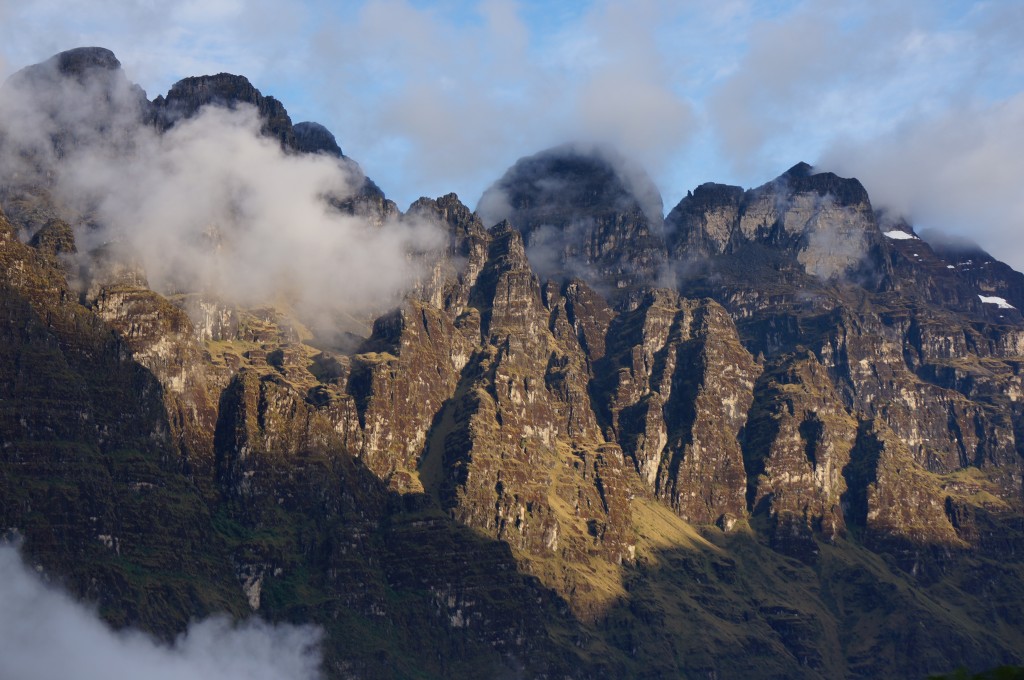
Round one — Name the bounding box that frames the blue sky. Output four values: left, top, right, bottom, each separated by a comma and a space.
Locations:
1, 0, 1023, 266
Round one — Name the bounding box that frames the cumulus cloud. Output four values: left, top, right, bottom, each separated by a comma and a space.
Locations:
0, 544, 323, 680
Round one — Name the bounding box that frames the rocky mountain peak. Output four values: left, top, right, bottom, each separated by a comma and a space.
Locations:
293, 121, 343, 157
0, 47, 150, 235
782, 160, 814, 177
50, 46, 121, 76
6, 46, 123, 87
2, 45, 146, 115
477, 144, 666, 296
152, 72, 296, 148
771, 161, 870, 206
667, 161, 880, 280
158, 72, 259, 108
146, 69, 396, 223
479, 143, 664, 229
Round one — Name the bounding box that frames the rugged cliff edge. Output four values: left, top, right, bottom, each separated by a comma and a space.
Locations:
1, 48, 1024, 679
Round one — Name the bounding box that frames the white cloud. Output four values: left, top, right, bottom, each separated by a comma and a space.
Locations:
0, 0, 296, 97
0, 545, 323, 680
61, 105, 443, 334
310, 0, 698, 208
704, 1, 1021, 179
0, 60, 443, 339
819, 93, 1024, 271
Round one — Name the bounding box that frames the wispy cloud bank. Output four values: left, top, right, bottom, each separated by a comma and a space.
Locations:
0, 545, 323, 680
707, 3, 1019, 175
0, 0, 1022, 269
61, 105, 442, 328
819, 93, 1024, 270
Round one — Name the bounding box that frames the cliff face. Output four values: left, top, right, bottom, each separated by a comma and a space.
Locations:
2, 48, 1024, 680
593, 290, 759, 526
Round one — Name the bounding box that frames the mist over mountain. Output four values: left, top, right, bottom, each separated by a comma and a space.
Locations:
1, 47, 1023, 680
0, 47, 437, 341
4, 2, 1021, 273
477, 143, 668, 295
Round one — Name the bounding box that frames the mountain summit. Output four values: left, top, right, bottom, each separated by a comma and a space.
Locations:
477, 143, 667, 294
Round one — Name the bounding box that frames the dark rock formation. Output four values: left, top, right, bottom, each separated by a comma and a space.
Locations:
922, 227, 1024, 314
477, 144, 667, 295
292, 120, 344, 156
152, 73, 296, 148
292, 121, 395, 221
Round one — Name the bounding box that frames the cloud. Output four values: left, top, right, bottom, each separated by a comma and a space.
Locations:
1, 1, 1023, 273
310, 0, 697, 208
0, 57, 444, 339
697, 0, 1024, 270
0, 49, 148, 187
0, 0, 304, 97
705, 2, 1023, 178
561, 1, 695, 168
62, 105, 443, 333
708, 4, 925, 176
0, 544, 323, 680
818, 93, 1024, 271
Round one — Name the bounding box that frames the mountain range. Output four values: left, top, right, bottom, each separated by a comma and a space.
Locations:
1, 47, 1023, 679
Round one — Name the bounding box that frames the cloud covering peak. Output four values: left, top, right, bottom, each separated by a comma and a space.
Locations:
0, 1, 1022, 269
0, 47, 444, 337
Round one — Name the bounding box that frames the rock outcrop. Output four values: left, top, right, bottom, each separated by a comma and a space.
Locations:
594, 290, 759, 526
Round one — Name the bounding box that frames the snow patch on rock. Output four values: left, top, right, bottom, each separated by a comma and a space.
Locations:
884, 230, 918, 240
979, 295, 1015, 309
